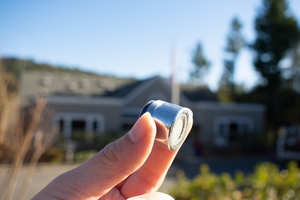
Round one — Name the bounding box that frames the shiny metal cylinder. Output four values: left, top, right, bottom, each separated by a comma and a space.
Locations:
139, 100, 193, 150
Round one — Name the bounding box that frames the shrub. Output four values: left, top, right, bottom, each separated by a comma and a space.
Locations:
39, 147, 65, 163
169, 162, 300, 200
74, 150, 97, 162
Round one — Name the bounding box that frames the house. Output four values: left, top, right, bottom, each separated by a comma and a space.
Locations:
20, 71, 265, 152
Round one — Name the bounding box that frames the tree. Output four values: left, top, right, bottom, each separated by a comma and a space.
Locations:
0, 65, 57, 200
218, 17, 245, 102
252, 0, 299, 88
189, 42, 210, 85
288, 42, 300, 93
252, 0, 299, 132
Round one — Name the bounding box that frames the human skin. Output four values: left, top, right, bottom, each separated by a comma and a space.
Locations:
32, 113, 192, 200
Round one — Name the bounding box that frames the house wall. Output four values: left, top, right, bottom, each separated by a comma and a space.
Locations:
47, 96, 123, 137
50, 104, 122, 132
194, 102, 265, 149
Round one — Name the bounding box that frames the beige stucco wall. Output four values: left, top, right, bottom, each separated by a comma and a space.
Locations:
49, 101, 123, 132
194, 103, 265, 148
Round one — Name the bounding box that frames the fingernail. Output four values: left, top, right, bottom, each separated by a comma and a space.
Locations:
127, 192, 174, 200
128, 112, 154, 143
127, 197, 147, 200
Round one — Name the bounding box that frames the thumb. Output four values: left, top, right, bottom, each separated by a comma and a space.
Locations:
127, 192, 174, 200
34, 113, 156, 199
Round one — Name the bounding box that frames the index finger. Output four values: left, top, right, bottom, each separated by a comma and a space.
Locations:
120, 115, 193, 198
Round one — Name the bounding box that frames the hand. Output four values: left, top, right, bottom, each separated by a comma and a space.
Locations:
33, 112, 191, 199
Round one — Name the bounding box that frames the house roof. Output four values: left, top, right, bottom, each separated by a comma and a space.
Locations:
102, 76, 218, 103
20, 71, 218, 105
19, 71, 135, 105
180, 84, 218, 102
102, 79, 146, 98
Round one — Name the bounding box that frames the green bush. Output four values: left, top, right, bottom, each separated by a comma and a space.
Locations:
74, 150, 97, 162
39, 147, 65, 163
169, 162, 300, 200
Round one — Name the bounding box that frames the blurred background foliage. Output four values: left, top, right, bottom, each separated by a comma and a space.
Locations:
169, 162, 300, 200
39, 130, 126, 163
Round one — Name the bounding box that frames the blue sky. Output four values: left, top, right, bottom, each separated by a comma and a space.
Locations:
1, 0, 300, 91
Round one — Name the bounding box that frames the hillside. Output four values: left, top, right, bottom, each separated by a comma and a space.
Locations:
0, 57, 103, 78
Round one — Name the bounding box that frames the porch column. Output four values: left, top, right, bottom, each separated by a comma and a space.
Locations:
64, 115, 72, 140
97, 116, 105, 134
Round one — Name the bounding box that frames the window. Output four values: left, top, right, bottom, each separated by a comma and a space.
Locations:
71, 120, 86, 140
58, 120, 64, 132
214, 117, 252, 146
72, 120, 86, 131
52, 113, 105, 141
229, 122, 238, 141
93, 121, 98, 132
